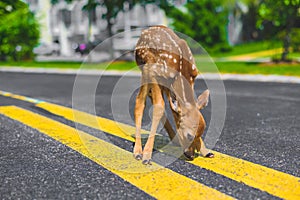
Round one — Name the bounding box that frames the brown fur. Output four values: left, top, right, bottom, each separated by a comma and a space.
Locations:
133, 26, 212, 164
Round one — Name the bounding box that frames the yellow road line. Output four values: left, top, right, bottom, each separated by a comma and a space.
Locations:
38, 102, 138, 142
0, 91, 44, 104
0, 106, 233, 200
0, 90, 149, 141
1, 90, 300, 199
36, 102, 300, 200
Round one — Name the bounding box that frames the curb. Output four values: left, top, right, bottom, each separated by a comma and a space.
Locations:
1, 66, 300, 84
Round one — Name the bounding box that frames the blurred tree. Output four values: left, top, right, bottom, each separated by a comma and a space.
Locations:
134, 0, 174, 11
258, 0, 300, 61
241, 0, 260, 41
224, 0, 261, 42
216, 0, 261, 43
83, 0, 99, 43
53, 0, 230, 55
101, 0, 125, 58
163, 0, 229, 52
0, 0, 40, 61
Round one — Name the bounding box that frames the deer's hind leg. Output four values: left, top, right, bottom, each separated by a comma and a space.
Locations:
133, 83, 149, 160
142, 83, 165, 165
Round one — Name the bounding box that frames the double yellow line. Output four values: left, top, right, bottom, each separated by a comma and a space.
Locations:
0, 90, 299, 199
0, 106, 230, 199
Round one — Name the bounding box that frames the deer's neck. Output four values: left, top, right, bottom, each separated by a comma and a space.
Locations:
171, 74, 196, 107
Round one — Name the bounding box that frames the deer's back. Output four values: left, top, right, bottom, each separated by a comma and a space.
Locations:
135, 26, 198, 82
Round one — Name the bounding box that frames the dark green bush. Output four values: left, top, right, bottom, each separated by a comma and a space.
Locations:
0, 1, 40, 61
291, 28, 300, 52
167, 0, 229, 53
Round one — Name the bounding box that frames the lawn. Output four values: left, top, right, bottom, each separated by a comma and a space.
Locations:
1, 40, 299, 77
1, 60, 299, 77
214, 62, 300, 76
211, 40, 282, 57
0, 61, 136, 71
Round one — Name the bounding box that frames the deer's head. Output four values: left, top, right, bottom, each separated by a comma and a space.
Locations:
169, 75, 210, 160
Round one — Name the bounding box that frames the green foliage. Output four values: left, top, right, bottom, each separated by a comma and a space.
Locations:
291, 28, 300, 52
101, 0, 125, 21
257, 0, 300, 60
165, 0, 229, 52
258, 0, 299, 29
0, 1, 40, 61
51, 0, 73, 4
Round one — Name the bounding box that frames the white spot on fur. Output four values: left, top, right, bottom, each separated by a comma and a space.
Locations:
179, 74, 187, 102
163, 60, 167, 70
164, 66, 167, 73
173, 58, 177, 63
192, 64, 196, 70
160, 29, 183, 69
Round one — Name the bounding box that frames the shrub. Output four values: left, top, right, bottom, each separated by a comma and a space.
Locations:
166, 0, 229, 53
291, 28, 300, 52
0, 1, 40, 61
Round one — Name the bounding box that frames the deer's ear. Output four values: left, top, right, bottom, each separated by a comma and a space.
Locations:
197, 89, 210, 110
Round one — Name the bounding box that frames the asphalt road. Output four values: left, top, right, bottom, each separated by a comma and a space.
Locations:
0, 71, 299, 199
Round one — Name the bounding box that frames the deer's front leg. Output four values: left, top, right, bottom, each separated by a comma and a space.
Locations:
142, 83, 165, 165
196, 137, 214, 158
133, 84, 148, 160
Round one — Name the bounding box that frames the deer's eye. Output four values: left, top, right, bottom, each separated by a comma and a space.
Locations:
187, 133, 195, 142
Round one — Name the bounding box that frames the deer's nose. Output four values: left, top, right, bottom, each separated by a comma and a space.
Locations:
183, 150, 194, 161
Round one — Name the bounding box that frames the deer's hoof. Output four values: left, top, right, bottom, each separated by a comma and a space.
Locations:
183, 151, 194, 161
142, 159, 152, 165
134, 154, 143, 160
205, 152, 214, 158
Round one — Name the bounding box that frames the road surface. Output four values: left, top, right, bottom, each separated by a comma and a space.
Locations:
0, 71, 299, 199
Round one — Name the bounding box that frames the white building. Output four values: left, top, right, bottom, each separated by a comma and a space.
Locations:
26, 0, 167, 56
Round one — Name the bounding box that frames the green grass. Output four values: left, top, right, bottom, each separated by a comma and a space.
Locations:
1, 60, 299, 77
0, 61, 82, 69
211, 40, 282, 57
288, 52, 300, 59
0, 61, 137, 71
213, 62, 300, 76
